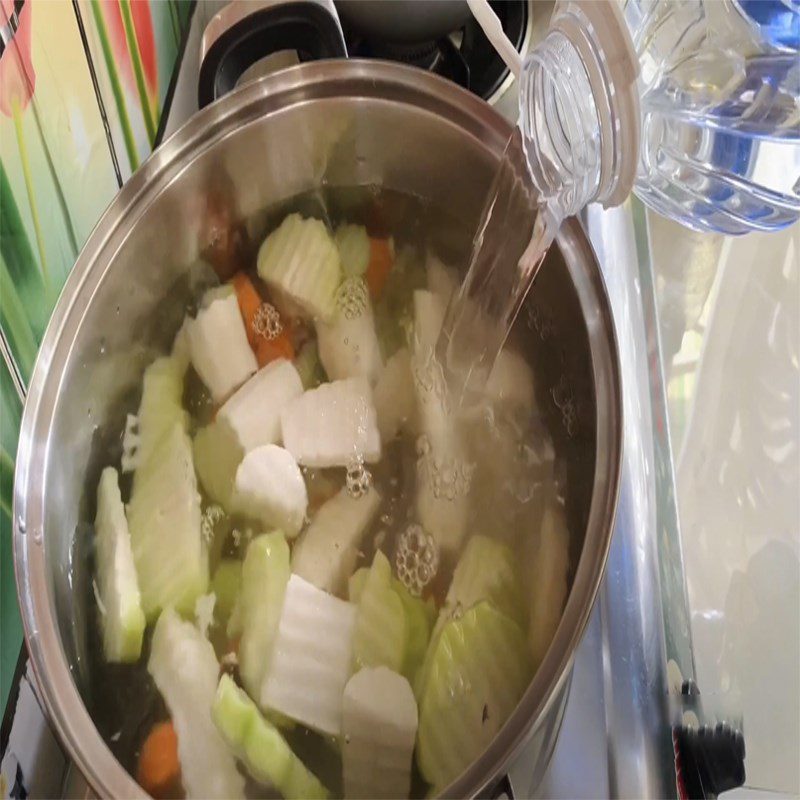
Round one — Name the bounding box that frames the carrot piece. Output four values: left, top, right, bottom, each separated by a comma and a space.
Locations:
230, 272, 263, 349
230, 272, 295, 367
256, 333, 294, 367
366, 237, 394, 298
136, 721, 181, 799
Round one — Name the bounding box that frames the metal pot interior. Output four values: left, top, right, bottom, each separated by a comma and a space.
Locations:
14, 61, 619, 798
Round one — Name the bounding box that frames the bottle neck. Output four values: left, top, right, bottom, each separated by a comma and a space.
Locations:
518, 0, 640, 221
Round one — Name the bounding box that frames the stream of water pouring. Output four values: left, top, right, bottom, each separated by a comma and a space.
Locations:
436, 128, 559, 406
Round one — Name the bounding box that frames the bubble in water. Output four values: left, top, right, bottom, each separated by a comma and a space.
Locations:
346, 457, 372, 498
395, 524, 439, 596
252, 302, 283, 340
417, 444, 474, 501
552, 375, 577, 437
336, 277, 368, 320
201, 504, 225, 546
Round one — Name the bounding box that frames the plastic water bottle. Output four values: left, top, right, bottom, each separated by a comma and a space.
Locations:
518, 0, 800, 235
439, 0, 798, 401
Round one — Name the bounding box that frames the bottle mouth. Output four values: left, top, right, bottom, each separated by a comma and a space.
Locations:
548, 0, 641, 208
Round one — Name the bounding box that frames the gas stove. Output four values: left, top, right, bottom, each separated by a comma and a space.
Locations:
340, 0, 531, 110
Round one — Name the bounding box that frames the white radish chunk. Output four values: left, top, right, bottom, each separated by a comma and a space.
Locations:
148, 609, 245, 799
342, 667, 418, 800
373, 347, 416, 443
261, 574, 356, 736
188, 291, 257, 402
485, 348, 535, 414
411, 291, 472, 556
233, 445, 308, 537
527, 500, 570, 668
426, 253, 459, 306
280, 378, 381, 468
292, 486, 381, 596
218, 358, 303, 452
316, 278, 383, 385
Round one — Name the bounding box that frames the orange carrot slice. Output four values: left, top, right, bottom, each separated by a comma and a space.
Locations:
255, 333, 295, 367
136, 721, 181, 799
366, 237, 394, 299
230, 272, 263, 349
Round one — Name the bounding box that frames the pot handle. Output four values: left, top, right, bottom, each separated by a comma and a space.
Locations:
198, 0, 347, 108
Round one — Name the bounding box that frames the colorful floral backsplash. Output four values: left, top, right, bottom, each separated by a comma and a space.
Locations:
0, 0, 193, 711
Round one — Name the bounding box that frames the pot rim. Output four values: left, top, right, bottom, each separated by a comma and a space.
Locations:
13, 59, 621, 799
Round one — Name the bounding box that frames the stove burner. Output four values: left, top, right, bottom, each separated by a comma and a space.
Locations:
342, 0, 527, 102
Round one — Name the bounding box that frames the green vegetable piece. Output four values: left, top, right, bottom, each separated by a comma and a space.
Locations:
211, 560, 242, 622
416, 602, 532, 790
127, 422, 208, 619
212, 674, 329, 800
434, 535, 525, 639
192, 419, 243, 512
348, 567, 369, 603
134, 356, 188, 475
393, 578, 433, 685
294, 339, 326, 390
352, 552, 406, 673
257, 214, 341, 321
239, 531, 291, 703
94, 467, 145, 662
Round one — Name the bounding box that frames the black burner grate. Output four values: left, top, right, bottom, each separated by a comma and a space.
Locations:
342, 1, 527, 101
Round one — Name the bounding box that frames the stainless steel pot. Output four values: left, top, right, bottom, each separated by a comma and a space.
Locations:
13, 61, 621, 798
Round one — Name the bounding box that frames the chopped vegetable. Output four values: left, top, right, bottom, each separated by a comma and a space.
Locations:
316, 278, 383, 385
291, 486, 381, 596
94, 467, 145, 662
280, 377, 381, 467
230, 272, 265, 350
239, 532, 291, 703
171, 318, 192, 373
233, 445, 307, 537
132, 356, 188, 475
188, 290, 257, 402
261, 574, 356, 736
366, 237, 394, 299
348, 567, 369, 604
256, 326, 296, 368
434, 535, 525, 638
373, 347, 416, 443
193, 419, 243, 511
373, 246, 427, 360
342, 667, 418, 800
426, 253, 459, 305
217, 358, 303, 452
212, 674, 329, 800
411, 289, 446, 359
485, 348, 535, 414
352, 551, 407, 673
127, 423, 208, 619
294, 339, 326, 390
412, 291, 471, 556
335, 223, 370, 278
526, 501, 570, 668
415, 602, 531, 791
393, 579, 433, 685
136, 721, 181, 799
211, 560, 242, 622
148, 609, 245, 799
257, 214, 341, 320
